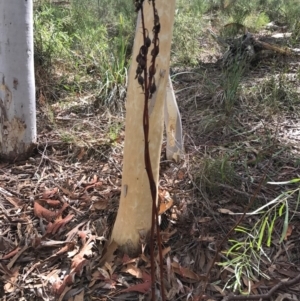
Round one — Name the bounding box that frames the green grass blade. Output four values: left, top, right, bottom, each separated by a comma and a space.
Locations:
279, 200, 289, 243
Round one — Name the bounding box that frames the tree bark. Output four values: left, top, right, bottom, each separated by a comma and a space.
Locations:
164, 76, 183, 162
0, 0, 37, 162
110, 0, 176, 256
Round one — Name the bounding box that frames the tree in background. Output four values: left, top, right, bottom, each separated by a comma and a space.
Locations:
0, 0, 36, 162
110, 0, 176, 256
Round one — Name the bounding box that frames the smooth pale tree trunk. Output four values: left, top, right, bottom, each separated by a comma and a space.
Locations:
164, 76, 183, 162
111, 1, 176, 256
0, 0, 36, 162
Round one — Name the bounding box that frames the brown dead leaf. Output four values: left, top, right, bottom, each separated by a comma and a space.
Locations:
1, 247, 21, 260
177, 170, 185, 180
7, 245, 28, 269
77, 147, 86, 161
34, 202, 68, 222
84, 174, 98, 186
99, 240, 118, 267
242, 276, 254, 289
161, 229, 177, 242
122, 263, 143, 278
70, 236, 94, 276
43, 199, 61, 207
84, 182, 103, 192
54, 242, 75, 257
198, 217, 212, 223
159, 199, 174, 215
46, 214, 74, 234
284, 224, 294, 240
4, 196, 23, 208
218, 208, 234, 214
3, 266, 19, 293
42, 187, 59, 199
74, 290, 84, 301
156, 246, 171, 262
158, 190, 174, 214
92, 199, 108, 210
198, 235, 215, 242
171, 262, 206, 281
119, 272, 151, 294
0, 263, 13, 276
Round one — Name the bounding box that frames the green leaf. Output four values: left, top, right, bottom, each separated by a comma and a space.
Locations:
279, 200, 289, 243
268, 178, 300, 185
278, 202, 285, 216
257, 216, 268, 250
267, 212, 277, 247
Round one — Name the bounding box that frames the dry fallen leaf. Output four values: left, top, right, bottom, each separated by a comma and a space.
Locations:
122, 263, 143, 278
34, 202, 68, 222
99, 240, 118, 267
43, 199, 61, 207
1, 247, 21, 260
41, 187, 59, 199
218, 208, 234, 215
284, 224, 294, 240
74, 290, 84, 301
198, 217, 212, 223
171, 262, 206, 281
3, 266, 19, 293
119, 272, 151, 294
92, 199, 108, 210
46, 214, 74, 234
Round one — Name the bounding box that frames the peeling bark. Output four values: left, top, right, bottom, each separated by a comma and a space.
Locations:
164, 76, 183, 162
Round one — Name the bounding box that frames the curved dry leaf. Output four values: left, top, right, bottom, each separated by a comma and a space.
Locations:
119, 274, 151, 294
44, 199, 61, 207
41, 187, 59, 199
92, 199, 108, 210
3, 266, 19, 293
46, 214, 74, 234
34, 202, 69, 222
171, 262, 206, 281
122, 264, 142, 278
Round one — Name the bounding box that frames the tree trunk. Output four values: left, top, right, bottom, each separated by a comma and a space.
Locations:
0, 0, 36, 162
110, 0, 176, 256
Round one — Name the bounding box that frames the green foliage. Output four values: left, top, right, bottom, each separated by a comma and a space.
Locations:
244, 12, 270, 31
34, 0, 135, 108
221, 60, 245, 114
195, 156, 239, 195
172, 0, 208, 66
259, 75, 300, 112
219, 178, 300, 292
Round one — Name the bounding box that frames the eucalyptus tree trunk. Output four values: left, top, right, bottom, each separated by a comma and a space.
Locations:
111, 0, 176, 256
0, 0, 36, 162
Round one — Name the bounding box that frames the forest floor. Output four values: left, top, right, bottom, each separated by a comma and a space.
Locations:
1, 21, 300, 301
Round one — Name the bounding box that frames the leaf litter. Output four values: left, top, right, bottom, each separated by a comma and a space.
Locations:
1, 26, 300, 301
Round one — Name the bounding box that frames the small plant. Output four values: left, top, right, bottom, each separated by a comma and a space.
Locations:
195, 156, 239, 195
59, 132, 75, 143
108, 123, 122, 142
259, 74, 299, 112
172, 1, 207, 66
218, 177, 300, 293
221, 56, 247, 114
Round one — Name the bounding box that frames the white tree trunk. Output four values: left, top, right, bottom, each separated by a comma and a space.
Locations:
111, 1, 176, 256
0, 0, 36, 162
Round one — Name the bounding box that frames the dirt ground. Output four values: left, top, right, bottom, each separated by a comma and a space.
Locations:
1, 23, 300, 301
